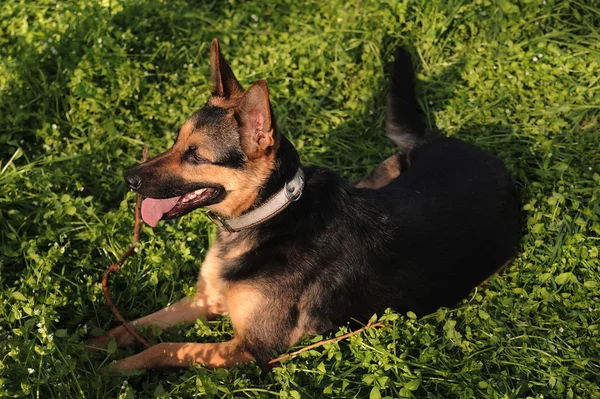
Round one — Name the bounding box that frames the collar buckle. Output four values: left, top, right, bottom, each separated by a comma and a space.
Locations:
284, 169, 304, 202
206, 211, 235, 233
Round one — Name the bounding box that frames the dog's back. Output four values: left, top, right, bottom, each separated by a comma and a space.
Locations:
353, 48, 520, 315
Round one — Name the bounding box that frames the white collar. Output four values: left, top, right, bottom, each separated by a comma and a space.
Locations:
207, 168, 305, 232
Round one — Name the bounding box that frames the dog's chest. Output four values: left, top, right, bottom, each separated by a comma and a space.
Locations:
195, 234, 257, 317
195, 247, 229, 316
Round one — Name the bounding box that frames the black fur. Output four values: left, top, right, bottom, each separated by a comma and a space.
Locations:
386, 48, 429, 154
217, 49, 519, 365
215, 148, 246, 169
191, 105, 229, 129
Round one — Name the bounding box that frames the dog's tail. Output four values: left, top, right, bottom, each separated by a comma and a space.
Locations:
386, 48, 427, 153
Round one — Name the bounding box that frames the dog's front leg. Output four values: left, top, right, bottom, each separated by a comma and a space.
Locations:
110, 339, 252, 371
87, 254, 227, 350
87, 294, 215, 349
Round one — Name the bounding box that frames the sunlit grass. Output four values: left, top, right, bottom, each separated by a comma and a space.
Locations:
1, 0, 599, 398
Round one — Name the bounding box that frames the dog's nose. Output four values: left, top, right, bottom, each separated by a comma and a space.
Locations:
125, 173, 142, 190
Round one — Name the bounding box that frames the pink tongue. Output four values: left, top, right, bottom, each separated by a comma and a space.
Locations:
141, 197, 180, 227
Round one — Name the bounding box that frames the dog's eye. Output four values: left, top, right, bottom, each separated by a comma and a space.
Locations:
188, 146, 209, 163
194, 153, 209, 163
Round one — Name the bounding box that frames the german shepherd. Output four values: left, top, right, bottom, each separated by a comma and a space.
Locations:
87, 39, 519, 371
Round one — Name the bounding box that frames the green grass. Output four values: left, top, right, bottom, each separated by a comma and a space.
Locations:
1, 0, 599, 398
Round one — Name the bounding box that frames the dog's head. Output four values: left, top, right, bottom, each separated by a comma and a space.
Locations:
125, 39, 288, 227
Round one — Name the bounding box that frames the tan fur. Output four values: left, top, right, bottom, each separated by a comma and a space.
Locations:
355, 154, 401, 189
176, 121, 215, 160
207, 156, 276, 217
111, 340, 252, 371
225, 283, 266, 337
220, 235, 256, 260
193, 247, 230, 316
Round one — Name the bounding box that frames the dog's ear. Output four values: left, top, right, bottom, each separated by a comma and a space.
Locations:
237, 80, 276, 159
210, 38, 243, 98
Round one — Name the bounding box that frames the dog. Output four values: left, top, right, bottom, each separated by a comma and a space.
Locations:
87, 39, 519, 371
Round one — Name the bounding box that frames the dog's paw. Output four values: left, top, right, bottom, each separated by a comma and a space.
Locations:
86, 325, 138, 353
